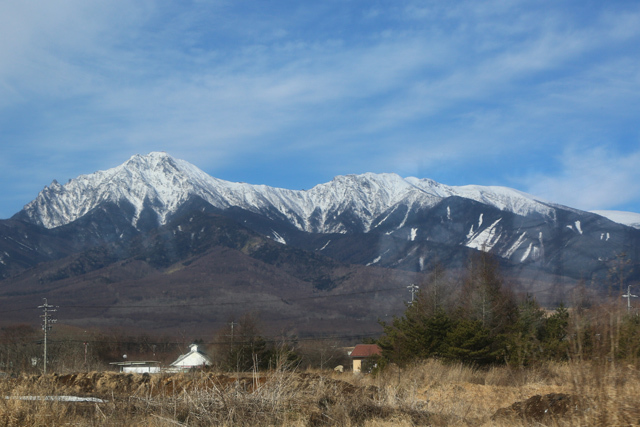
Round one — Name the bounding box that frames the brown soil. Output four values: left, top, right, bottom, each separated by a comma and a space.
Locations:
492, 393, 582, 422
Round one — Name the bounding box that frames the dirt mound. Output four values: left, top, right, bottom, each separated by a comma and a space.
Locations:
492, 393, 581, 422
289, 373, 378, 398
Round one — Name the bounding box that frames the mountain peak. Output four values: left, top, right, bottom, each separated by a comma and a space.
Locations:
19, 152, 204, 229
124, 151, 173, 166
120, 152, 181, 176
16, 152, 597, 235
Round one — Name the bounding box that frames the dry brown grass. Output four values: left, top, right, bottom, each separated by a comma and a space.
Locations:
347, 360, 566, 426
356, 359, 640, 426
1, 359, 640, 426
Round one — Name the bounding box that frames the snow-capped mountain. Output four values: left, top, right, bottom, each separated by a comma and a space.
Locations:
5, 152, 640, 335
10, 152, 640, 284
22, 152, 557, 232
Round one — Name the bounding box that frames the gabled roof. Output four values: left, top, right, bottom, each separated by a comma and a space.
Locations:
350, 344, 382, 358
170, 344, 212, 367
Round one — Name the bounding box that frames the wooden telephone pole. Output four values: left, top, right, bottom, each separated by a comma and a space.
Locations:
38, 299, 57, 374
623, 285, 638, 313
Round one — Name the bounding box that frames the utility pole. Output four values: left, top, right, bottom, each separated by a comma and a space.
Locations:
229, 321, 238, 347
228, 321, 239, 373
622, 285, 638, 313
38, 299, 57, 374
407, 284, 419, 306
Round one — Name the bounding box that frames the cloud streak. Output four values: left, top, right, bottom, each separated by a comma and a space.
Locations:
523, 147, 640, 212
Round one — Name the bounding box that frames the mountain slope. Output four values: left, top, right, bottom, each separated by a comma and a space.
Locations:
0, 209, 417, 336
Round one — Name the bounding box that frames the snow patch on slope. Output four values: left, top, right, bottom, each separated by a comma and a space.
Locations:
367, 256, 381, 266
271, 231, 286, 245
521, 243, 534, 262
466, 218, 503, 252
574, 221, 583, 235
504, 232, 527, 259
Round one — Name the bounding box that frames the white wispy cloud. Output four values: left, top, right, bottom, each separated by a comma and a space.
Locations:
523, 147, 640, 211
1, 0, 640, 217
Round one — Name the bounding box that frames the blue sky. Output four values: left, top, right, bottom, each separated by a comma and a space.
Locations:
1, 0, 640, 220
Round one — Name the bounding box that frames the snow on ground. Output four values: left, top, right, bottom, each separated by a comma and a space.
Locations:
466, 218, 502, 252
367, 256, 381, 266
5, 396, 107, 403
271, 231, 286, 245
574, 221, 583, 234
591, 210, 640, 229
504, 232, 527, 259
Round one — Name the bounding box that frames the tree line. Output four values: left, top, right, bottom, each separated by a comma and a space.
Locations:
3, 251, 639, 374
376, 252, 640, 368
0, 315, 351, 375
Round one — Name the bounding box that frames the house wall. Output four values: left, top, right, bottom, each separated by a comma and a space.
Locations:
122, 366, 161, 374
172, 352, 210, 368
352, 358, 363, 373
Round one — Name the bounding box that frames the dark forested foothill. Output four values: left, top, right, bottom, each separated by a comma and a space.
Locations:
377, 253, 637, 368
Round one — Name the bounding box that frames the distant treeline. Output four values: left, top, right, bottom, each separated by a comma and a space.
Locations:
3, 252, 639, 374
0, 314, 351, 374
375, 252, 640, 369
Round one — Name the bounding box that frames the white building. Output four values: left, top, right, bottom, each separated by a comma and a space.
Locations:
169, 344, 212, 371
109, 361, 161, 374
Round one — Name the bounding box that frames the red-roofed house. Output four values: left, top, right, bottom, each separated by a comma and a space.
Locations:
349, 344, 382, 373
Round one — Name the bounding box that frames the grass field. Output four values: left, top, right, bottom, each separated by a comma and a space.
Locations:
1, 358, 639, 426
